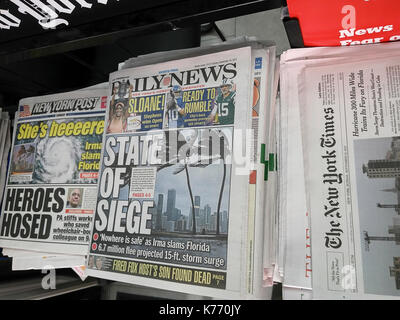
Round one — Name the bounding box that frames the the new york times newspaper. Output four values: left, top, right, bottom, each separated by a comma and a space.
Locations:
87, 47, 261, 299
0, 89, 107, 255
301, 55, 400, 299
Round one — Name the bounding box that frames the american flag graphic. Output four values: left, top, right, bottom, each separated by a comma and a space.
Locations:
101, 96, 107, 109
19, 105, 31, 117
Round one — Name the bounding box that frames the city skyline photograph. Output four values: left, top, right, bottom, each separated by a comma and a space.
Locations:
153, 163, 231, 235
354, 136, 400, 296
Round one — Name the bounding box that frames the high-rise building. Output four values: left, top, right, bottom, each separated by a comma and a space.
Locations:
204, 204, 211, 225
161, 215, 168, 231
364, 217, 400, 250
176, 217, 187, 232
155, 194, 164, 231
377, 202, 400, 214
188, 197, 200, 231
194, 195, 201, 216
189, 211, 193, 230
389, 257, 400, 290
172, 208, 181, 221
388, 225, 400, 245
210, 212, 217, 232
363, 160, 400, 178
377, 203, 400, 209
166, 189, 176, 221
166, 221, 175, 232
189, 212, 202, 233
147, 204, 155, 230
221, 210, 228, 233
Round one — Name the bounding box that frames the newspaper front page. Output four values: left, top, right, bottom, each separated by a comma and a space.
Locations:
86, 47, 262, 299
302, 55, 400, 299
0, 89, 107, 255
279, 44, 400, 299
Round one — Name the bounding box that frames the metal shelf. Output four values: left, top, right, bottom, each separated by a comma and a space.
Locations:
0, 0, 283, 116
0, 275, 101, 300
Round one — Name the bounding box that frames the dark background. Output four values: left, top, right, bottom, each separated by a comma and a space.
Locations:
0, 0, 283, 118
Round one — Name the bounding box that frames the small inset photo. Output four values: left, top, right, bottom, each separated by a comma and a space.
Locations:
11, 143, 36, 174
87, 255, 95, 269
354, 136, 400, 296
88, 255, 104, 270
66, 188, 83, 208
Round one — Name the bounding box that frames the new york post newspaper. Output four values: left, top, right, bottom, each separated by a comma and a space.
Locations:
0, 88, 107, 255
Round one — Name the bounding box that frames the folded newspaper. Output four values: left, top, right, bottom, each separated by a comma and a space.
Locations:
0, 88, 107, 258
86, 43, 277, 299
121, 38, 280, 291
280, 41, 400, 299
0, 110, 11, 205
0, 39, 278, 298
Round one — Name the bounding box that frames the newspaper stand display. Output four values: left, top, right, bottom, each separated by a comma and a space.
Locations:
0, 0, 281, 300
0, 0, 398, 300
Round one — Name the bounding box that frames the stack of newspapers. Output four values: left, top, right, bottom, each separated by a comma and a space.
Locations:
0, 109, 11, 214
0, 86, 108, 278
4, 37, 400, 300
0, 39, 279, 299
279, 41, 400, 299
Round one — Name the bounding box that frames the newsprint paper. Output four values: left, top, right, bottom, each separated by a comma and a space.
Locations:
0, 89, 107, 255
86, 47, 267, 299
301, 55, 400, 299
0, 111, 11, 205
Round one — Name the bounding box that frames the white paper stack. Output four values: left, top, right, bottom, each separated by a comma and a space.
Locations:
280, 41, 400, 299
0, 109, 11, 213
85, 39, 279, 299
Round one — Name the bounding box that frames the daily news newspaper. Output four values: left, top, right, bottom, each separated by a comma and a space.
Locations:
86, 47, 265, 299
0, 89, 107, 255
301, 55, 400, 299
